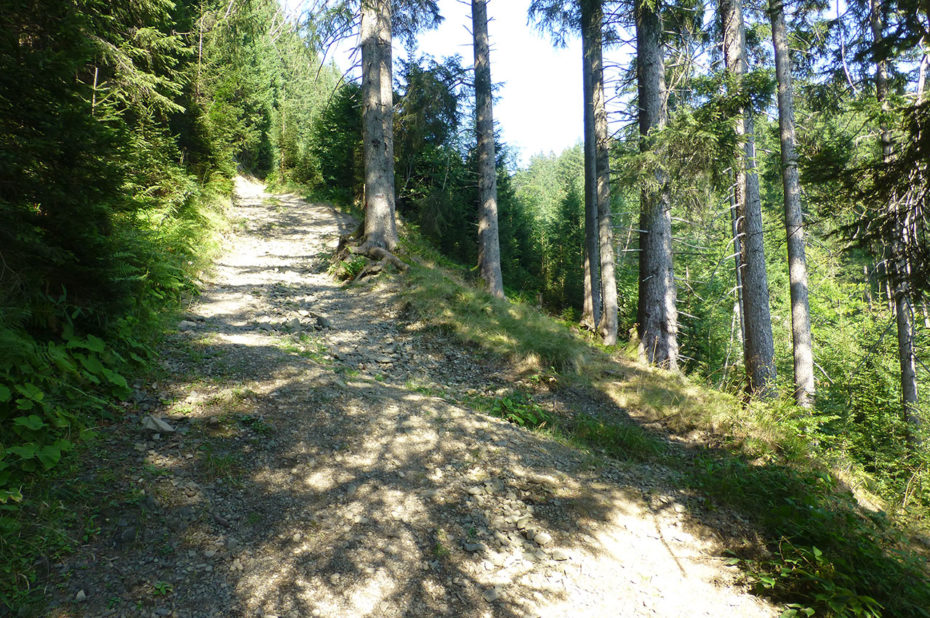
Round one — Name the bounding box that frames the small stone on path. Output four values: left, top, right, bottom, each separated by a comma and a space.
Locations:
534, 531, 553, 546
142, 416, 175, 433
483, 587, 502, 603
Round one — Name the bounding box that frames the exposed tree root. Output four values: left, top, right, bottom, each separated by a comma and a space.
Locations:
332, 230, 408, 283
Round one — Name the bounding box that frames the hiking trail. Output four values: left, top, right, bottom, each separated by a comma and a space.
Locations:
48, 178, 777, 617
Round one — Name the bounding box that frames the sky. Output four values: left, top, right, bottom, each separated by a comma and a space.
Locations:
413, 0, 585, 166
283, 0, 596, 167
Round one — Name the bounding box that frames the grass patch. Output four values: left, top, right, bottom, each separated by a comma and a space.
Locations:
489, 391, 551, 429
688, 451, 930, 616
279, 332, 329, 364
403, 264, 597, 375
197, 443, 242, 481
329, 255, 368, 281
568, 414, 666, 462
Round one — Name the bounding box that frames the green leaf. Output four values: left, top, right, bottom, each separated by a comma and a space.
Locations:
14, 382, 44, 401
0, 488, 23, 504
7, 445, 37, 460
47, 343, 78, 374
36, 445, 61, 470
0, 385, 10, 402
15, 399, 35, 411
101, 367, 129, 390
13, 415, 45, 431
68, 334, 105, 353
49, 406, 71, 428
78, 353, 105, 375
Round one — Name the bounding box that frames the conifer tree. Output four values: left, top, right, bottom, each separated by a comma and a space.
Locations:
768, 0, 815, 406
472, 0, 505, 297
311, 0, 440, 254
581, 0, 618, 344
869, 0, 921, 445
360, 0, 398, 250
720, 0, 775, 394
635, 0, 679, 369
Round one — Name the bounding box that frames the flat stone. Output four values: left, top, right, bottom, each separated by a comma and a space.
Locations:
463, 542, 485, 553
550, 548, 570, 561
75, 589, 87, 602
142, 416, 175, 433
534, 531, 553, 546
482, 587, 502, 603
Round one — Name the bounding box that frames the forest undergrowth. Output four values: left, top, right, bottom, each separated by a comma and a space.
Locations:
0, 182, 232, 612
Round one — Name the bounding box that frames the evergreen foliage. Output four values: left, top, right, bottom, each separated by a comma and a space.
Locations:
0, 0, 337, 607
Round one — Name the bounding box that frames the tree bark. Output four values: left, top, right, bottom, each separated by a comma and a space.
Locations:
471, 0, 505, 298
635, 0, 678, 369
730, 178, 747, 354
361, 0, 398, 251
720, 0, 775, 395
582, 22, 601, 330
871, 0, 921, 446
582, 0, 619, 345
769, 0, 815, 407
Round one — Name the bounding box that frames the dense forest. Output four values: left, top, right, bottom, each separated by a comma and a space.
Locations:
1, 0, 929, 614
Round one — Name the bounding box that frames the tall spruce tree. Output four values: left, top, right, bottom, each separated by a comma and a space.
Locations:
720, 0, 775, 394
869, 0, 921, 445
360, 0, 398, 250
768, 0, 815, 406
311, 0, 440, 253
472, 0, 505, 297
635, 0, 679, 369
581, 0, 619, 344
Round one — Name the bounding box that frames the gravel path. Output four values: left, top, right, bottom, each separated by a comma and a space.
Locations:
48, 178, 778, 617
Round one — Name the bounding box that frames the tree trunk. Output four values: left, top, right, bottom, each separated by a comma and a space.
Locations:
471, 0, 505, 298
730, 176, 747, 352
769, 0, 815, 407
721, 0, 775, 395
361, 0, 397, 251
582, 23, 601, 330
582, 0, 619, 345
635, 0, 678, 369
871, 0, 921, 446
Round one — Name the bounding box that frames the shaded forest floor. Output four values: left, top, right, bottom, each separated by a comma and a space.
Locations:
43, 178, 780, 616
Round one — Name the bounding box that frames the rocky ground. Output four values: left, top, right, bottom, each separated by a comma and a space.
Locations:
46, 178, 778, 617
